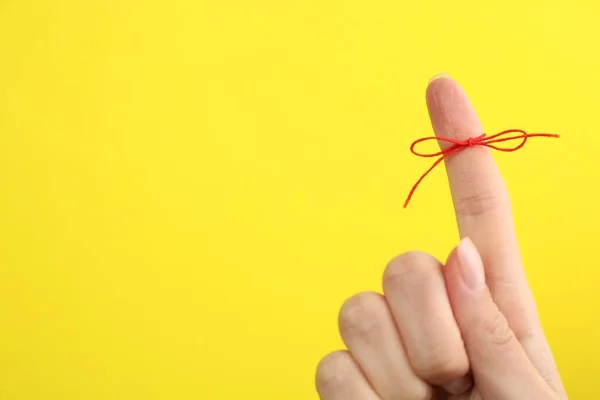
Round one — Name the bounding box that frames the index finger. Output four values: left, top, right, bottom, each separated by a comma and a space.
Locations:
425, 75, 563, 393
426, 76, 520, 290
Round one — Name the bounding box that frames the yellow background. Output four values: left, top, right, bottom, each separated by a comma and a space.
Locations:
0, 0, 597, 399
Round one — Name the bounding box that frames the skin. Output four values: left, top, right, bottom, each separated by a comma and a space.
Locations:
314, 75, 567, 400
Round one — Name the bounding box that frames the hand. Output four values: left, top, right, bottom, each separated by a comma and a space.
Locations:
315, 76, 567, 400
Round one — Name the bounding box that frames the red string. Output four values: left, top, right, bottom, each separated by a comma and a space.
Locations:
403, 129, 560, 208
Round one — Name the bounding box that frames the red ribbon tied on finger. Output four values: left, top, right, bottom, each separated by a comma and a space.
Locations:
403, 129, 560, 208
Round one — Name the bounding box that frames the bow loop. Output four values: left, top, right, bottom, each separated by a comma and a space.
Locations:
404, 129, 560, 208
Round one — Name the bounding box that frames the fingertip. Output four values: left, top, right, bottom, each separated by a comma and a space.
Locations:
428, 72, 453, 84
443, 375, 473, 395
456, 237, 486, 291
426, 74, 459, 102
426, 76, 482, 145
443, 244, 461, 285
444, 238, 487, 303
443, 239, 480, 322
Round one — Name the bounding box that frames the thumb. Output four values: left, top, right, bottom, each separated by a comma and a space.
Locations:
444, 238, 556, 399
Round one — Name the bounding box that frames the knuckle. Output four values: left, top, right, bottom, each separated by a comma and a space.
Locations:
315, 351, 354, 393
338, 292, 387, 340
491, 288, 535, 343
484, 312, 514, 347
454, 188, 505, 219
380, 380, 433, 400
538, 367, 565, 395
383, 251, 440, 290
413, 351, 468, 383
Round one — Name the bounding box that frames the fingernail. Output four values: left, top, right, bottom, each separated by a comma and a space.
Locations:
429, 72, 451, 83
457, 237, 485, 291
443, 375, 472, 395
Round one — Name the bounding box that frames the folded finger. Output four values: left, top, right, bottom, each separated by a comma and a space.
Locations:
338, 292, 433, 400
383, 252, 471, 394
316, 351, 382, 400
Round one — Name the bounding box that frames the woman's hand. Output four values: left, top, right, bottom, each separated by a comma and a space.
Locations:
315, 76, 566, 399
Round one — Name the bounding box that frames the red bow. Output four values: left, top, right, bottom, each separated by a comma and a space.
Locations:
403, 129, 560, 208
